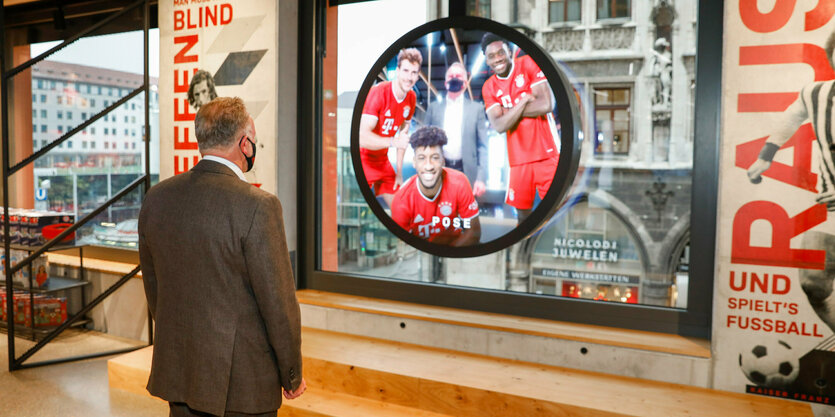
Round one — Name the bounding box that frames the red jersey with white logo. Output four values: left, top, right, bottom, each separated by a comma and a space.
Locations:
361, 81, 416, 160
482, 55, 558, 166
391, 168, 479, 244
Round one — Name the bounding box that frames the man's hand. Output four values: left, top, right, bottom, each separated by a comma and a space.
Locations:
472, 180, 486, 197
747, 158, 772, 184
283, 378, 307, 400
816, 191, 835, 211
392, 132, 410, 149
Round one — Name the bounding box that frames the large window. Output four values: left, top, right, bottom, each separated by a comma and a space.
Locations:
549, 0, 581, 24
12, 26, 159, 250
302, 0, 719, 336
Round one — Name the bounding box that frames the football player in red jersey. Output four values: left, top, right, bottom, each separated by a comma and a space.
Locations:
480, 33, 559, 224
391, 126, 481, 246
360, 48, 423, 207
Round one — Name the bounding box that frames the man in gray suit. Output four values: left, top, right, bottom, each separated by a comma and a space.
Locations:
423, 62, 489, 197
139, 97, 306, 417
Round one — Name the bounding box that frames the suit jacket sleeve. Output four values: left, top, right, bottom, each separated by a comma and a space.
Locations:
138, 206, 157, 319
474, 102, 489, 183
243, 194, 303, 391
424, 102, 440, 127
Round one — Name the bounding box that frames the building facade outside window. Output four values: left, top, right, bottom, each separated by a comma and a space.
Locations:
18, 30, 161, 248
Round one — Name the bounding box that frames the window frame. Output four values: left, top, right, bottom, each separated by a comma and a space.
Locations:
549, 0, 581, 24
593, 86, 631, 156
298, 0, 722, 338
596, 0, 631, 22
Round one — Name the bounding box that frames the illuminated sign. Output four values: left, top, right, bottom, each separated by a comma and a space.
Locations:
532, 267, 639, 284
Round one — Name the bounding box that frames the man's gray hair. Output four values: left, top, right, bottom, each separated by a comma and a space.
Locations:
194, 97, 249, 151
446, 62, 468, 77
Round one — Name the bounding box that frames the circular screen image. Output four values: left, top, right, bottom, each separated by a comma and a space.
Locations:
350, 16, 581, 258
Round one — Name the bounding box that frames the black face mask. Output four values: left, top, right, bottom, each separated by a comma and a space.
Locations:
446, 78, 465, 93
240, 136, 256, 172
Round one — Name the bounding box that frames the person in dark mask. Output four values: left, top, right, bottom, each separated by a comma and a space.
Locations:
138, 97, 306, 417
423, 62, 489, 197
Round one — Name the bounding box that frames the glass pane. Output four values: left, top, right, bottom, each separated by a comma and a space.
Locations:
595, 89, 611, 105
597, 0, 609, 19
550, 1, 565, 23
467, 0, 491, 18
614, 0, 630, 18
613, 109, 629, 124
598, 0, 631, 19
612, 89, 629, 105
612, 131, 628, 153
321, 0, 697, 310
29, 29, 160, 248
567, 0, 581, 21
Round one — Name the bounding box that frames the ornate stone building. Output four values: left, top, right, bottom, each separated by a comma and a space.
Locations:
449, 0, 700, 306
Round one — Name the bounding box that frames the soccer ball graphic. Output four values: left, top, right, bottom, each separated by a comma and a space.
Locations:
738, 340, 800, 388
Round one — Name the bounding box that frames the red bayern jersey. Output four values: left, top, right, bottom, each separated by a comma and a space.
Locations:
482, 54, 558, 166
361, 81, 416, 160
391, 168, 479, 244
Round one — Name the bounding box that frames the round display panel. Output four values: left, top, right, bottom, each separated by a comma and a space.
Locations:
350, 16, 581, 258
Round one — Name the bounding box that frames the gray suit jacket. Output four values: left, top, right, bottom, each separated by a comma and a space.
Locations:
423, 95, 489, 186
138, 159, 302, 416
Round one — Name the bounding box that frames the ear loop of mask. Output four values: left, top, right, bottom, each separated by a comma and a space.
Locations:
240, 135, 256, 172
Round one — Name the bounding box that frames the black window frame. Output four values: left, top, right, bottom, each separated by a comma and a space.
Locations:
298, 0, 722, 338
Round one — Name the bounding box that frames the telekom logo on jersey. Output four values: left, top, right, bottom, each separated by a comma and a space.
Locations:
730, 1, 834, 271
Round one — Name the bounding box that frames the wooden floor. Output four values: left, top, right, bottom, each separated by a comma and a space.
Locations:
108, 327, 813, 417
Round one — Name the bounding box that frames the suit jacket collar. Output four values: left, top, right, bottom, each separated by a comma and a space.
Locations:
191, 159, 239, 178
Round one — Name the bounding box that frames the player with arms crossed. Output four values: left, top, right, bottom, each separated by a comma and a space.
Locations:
481, 33, 559, 224
391, 126, 481, 246
747, 31, 835, 332
360, 48, 422, 207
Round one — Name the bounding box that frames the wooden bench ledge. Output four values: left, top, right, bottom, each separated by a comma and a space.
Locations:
301, 328, 809, 417
297, 289, 711, 358
47, 253, 142, 277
